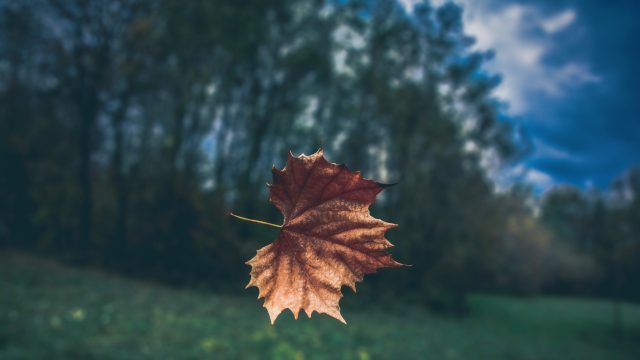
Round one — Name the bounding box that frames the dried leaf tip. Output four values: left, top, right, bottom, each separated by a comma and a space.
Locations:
375, 182, 399, 188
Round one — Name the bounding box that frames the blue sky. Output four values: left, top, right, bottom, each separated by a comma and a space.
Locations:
402, 0, 640, 192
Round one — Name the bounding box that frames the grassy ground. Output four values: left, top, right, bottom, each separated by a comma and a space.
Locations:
1, 252, 639, 360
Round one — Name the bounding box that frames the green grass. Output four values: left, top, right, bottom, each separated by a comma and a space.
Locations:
1, 252, 639, 360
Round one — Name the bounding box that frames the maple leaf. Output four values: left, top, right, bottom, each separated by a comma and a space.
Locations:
230, 147, 406, 324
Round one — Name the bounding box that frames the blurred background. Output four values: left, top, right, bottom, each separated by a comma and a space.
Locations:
1, 0, 639, 359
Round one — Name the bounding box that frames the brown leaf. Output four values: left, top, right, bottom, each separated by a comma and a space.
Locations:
246, 147, 405, 324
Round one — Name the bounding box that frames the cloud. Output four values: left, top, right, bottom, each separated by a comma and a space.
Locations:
525, 168, 554, 191
489, 162, 555, 193
461, 2, 600, 114
531, 138, 584, 163
400, 0, 600, 115
541, 9, 576, 34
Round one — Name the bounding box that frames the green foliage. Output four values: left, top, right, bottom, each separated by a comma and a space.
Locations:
2, 252, 640, 360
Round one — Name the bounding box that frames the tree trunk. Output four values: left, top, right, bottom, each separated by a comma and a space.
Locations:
111, 95, 131, 260
169, 91, 186, 196
78, 90, 99, 254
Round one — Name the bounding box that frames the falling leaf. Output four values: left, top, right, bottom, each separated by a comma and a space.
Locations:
239, 147, 406, 324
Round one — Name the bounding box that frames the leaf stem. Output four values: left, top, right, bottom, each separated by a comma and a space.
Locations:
226, 212, 282, 228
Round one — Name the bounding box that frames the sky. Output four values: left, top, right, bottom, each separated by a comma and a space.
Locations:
401, 0, 640, 192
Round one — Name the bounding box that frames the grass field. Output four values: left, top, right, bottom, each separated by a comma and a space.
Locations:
1, 251, 639, 360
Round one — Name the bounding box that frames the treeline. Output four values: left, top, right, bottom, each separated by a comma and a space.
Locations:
539, 169, 640, 302
0, 0, 637, 312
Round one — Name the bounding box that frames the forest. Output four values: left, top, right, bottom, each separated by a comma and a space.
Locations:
1, 0, 639, 317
